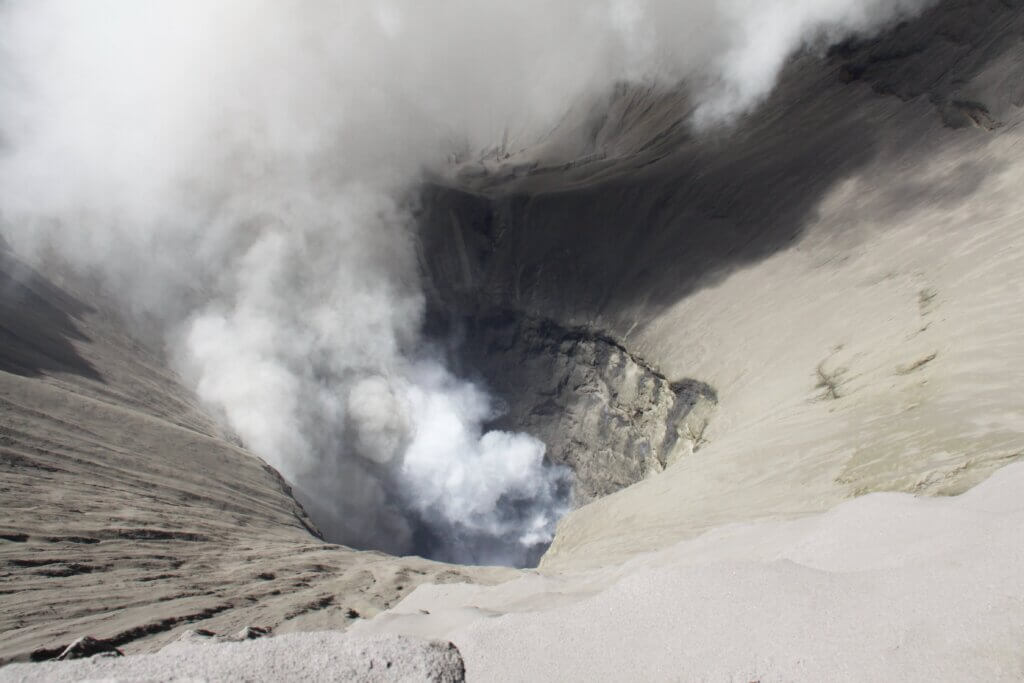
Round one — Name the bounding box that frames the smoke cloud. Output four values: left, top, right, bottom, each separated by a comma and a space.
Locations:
0, 0, 932, 565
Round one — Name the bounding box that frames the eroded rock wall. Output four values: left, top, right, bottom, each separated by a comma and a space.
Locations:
447, 310, 716, 504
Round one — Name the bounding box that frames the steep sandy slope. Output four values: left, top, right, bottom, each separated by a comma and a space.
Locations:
417, 0, 1024, 570
0, 247, 514, 664
543, 0, 1024, 569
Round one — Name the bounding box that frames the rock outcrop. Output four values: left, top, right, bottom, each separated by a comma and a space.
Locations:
441, 309, 716, 503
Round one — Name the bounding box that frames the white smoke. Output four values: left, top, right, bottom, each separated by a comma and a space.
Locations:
0, 0, 933, 565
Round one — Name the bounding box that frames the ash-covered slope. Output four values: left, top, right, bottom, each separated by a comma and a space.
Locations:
0, 245, 514, 664
350, 2, 1024, 677
418, 0, 1024, 570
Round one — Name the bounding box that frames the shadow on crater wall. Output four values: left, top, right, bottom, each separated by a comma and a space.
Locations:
0, 240, 103, 382
418, 0, 1024, 352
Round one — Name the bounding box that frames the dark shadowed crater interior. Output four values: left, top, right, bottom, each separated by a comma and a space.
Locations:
390, 186, 720, 567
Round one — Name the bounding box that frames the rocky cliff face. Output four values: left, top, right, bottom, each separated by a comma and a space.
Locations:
431, 309, 717, 504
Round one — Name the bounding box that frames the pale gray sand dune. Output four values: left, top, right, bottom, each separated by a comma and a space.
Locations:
362, 462, 1024, 681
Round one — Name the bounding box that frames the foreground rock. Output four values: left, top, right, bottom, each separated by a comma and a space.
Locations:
0, 633, 465, 683
54, 636, 123, 661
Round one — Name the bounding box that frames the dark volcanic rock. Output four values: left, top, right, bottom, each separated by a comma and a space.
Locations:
447, 310, 717, 504
55, 636, 123, 661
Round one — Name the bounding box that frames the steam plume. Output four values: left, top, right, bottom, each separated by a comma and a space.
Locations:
0, 0, 933, 565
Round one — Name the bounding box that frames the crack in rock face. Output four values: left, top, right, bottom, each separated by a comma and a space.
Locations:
434, 310, 718, 506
